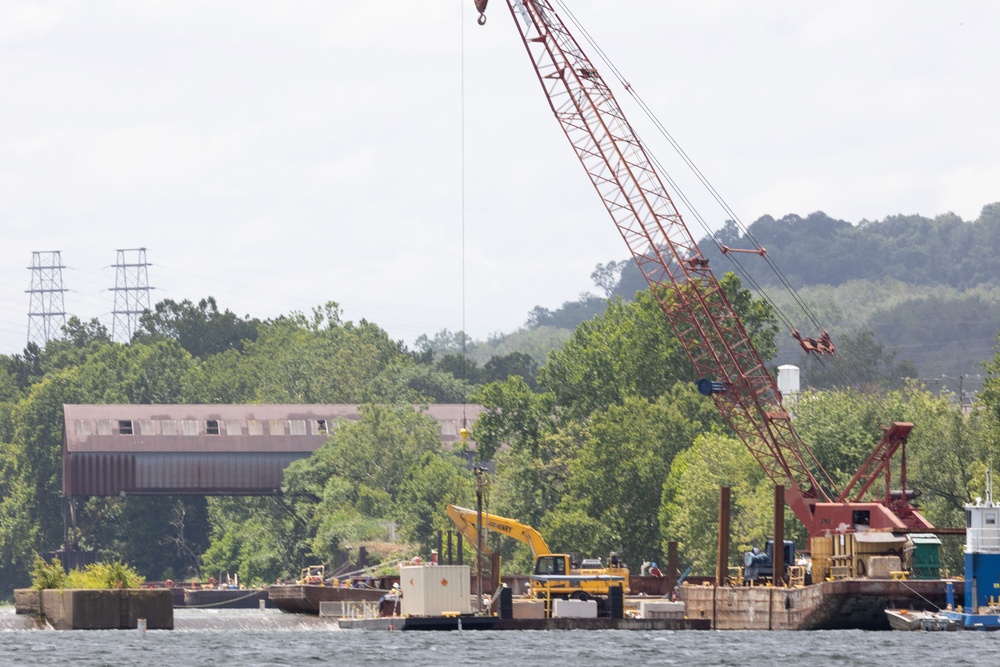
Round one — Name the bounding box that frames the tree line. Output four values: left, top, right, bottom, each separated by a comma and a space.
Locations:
527, 203, 1000, 395
1, 275, 998, 596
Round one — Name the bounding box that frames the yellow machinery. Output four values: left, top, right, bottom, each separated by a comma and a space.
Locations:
446, 504, 629, 612
297, 565, 325, 586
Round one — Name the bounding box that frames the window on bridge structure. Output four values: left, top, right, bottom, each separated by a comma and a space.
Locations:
161, 420, 178, 436
182, 420, 199, 436
75, 420, 93, 436
139, 420, 156, 436
206, 420, 220, 435
247, 420, 263, 436
225, 420, 245, 436
289, 420, 307, 436
117, 420, 133, 436
315, 419, 328, 435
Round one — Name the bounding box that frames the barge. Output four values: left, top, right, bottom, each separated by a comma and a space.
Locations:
682, 577, 960, 630
268, 583, 386, 614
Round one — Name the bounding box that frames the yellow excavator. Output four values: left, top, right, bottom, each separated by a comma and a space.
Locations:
446, 504, 629, 614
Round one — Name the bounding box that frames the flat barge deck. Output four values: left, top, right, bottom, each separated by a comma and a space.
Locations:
682, 578, 962, 630
337, 616, 709, 631
268, 584, 386, 614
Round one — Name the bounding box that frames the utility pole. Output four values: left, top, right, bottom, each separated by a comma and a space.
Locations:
109, 248, 154, 343
474, 466, 488, 613
26, 250, 68, 347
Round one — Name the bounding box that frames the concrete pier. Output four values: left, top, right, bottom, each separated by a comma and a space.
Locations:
14, 589, 173, 630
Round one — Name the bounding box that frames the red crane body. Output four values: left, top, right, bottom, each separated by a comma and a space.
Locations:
478, 0, 932, 539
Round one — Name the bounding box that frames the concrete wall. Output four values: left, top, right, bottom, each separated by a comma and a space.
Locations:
29, 589, 173, 630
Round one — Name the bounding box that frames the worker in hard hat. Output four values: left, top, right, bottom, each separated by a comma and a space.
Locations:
649, 562, 663, 577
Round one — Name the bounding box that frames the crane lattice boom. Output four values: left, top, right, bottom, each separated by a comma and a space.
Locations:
480, 0, 933, 536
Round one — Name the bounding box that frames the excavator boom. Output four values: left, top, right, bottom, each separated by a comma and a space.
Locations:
446, 504, 552, 558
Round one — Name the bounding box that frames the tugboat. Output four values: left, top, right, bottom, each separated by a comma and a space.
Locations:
937, 471, 1000, 630
887, 471, 1000, 631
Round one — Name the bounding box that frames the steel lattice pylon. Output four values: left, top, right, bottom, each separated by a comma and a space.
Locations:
109, 248, 154, 344
26, 250, 68, 347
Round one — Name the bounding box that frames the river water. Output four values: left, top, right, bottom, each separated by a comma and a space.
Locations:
2, 608, 999, 666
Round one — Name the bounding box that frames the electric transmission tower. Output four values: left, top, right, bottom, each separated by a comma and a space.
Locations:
26, 250, 68, 346
109, 248, 154, 344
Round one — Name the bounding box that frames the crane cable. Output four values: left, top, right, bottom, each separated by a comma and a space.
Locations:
552, 0, 887, 414
461, 1, 469, 431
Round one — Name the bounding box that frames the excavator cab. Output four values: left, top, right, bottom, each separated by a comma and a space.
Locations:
534, 555, 567, 576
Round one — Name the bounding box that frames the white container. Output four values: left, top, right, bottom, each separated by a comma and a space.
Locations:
552, 599, 597, 618
639, 600, 685, 619
777, 365, 800, 404
400, 565, 471, 617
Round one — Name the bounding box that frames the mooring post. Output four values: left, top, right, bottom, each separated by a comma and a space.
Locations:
666, 541, 679, 598
773, 484, 785, 587
717, 486, 731, 587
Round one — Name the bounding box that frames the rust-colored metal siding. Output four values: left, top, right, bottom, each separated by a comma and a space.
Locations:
62, 404, 484, 497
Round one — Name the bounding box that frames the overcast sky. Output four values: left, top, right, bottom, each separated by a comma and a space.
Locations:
1, 1, 997, 356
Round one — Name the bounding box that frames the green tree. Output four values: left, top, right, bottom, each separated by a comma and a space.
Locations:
234, 304, 406, 403
559, 385, 722, 565
483, 352, 539, 389
397, 452, 473, 547
201, 497, 307, 585
539, 275, 776, 422
202, 404, 463, 582
470, 376, 556, 462
136, 296, 260, 359
660, 433, 774, 575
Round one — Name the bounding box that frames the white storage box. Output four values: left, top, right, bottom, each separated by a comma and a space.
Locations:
552, 599, 597, 618
399, 565, 471, 617
639, 600, 685, 619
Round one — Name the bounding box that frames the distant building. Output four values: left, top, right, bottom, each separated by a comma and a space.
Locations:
62, 404, 483, 497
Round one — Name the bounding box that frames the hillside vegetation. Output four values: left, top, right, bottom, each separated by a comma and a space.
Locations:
573, 202, 1000, 395
1, 204, 999, 594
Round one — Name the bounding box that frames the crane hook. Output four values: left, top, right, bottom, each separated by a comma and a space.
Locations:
475, 0, 488, 25
478, 13, 487, 25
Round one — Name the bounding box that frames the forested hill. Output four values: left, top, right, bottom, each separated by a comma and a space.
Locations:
617, 202, 1000, 294
516, 202, 1000, 395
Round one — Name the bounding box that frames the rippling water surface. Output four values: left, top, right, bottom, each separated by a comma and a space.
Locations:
2, 608, 1000, 666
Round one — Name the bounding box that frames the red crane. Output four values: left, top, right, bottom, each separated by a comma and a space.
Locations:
475, 0, 933, 539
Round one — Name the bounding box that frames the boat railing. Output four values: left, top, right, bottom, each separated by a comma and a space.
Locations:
341, 600, 380, 620
967, 534, 1000, 554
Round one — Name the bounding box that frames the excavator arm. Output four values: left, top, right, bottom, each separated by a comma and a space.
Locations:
446, 504, 552, 558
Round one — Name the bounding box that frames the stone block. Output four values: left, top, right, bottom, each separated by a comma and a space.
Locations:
13, 589, 40, 616
512, 600, 546, 619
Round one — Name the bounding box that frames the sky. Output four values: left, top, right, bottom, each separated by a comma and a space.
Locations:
1, 1, 998, 356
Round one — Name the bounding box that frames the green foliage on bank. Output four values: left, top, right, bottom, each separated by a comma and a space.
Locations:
2, 248, 999, 596
31, 556, 144, 590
